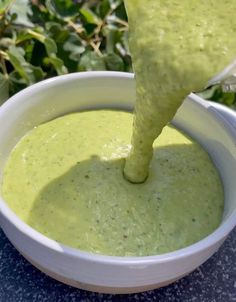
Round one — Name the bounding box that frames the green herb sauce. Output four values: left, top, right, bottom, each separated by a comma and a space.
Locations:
2, 110, 223, 256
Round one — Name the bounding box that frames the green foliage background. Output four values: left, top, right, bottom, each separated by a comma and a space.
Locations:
0, 0, 235, 107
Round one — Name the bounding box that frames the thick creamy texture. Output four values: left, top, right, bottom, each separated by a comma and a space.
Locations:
2, 110, 223, 256
124, 0, 236, 183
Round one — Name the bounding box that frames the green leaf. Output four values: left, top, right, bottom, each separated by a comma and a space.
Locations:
79, 8, 100, 25
97, 0, 111, 19
8, 71, 27, 95
44, 55, 68, 75
0, 37, 14, 49
7, 46, 31, 83
46, 22, 69, 43
7, 46, 45, 84
222, 92, 235, 106
16, 28, 67, 75
0, 73, 9, 104
78, 51, 106, 71
63, 33, 85, 61
104, 53, 124, 71
8, 70, 27, 84
9, 0, 34, 27
45, 0, 80, 19
17, 29, 57, 56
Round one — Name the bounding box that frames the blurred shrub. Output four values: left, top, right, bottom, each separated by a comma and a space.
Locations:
0, 0, 235, 107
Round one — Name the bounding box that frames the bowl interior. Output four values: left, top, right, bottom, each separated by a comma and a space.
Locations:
0, 71, 235, 239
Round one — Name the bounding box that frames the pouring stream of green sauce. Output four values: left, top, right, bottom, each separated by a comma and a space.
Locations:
124, 0, 236, 183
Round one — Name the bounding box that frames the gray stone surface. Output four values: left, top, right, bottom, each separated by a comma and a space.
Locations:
0, 227, 235, 302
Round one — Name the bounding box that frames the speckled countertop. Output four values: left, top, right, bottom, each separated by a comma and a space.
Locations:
0, 227, 235, 302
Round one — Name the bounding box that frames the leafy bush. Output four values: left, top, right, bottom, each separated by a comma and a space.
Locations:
0, 0, 235, 108
0, 0, 130, 103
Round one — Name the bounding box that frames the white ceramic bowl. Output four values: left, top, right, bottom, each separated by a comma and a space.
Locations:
0, 72, 236, 294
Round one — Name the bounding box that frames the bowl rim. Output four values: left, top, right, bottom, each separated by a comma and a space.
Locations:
0, 71, 236, 265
